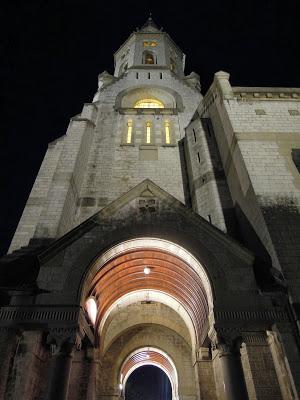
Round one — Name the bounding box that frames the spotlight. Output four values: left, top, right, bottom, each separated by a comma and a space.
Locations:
143, 266, 151, 275
85, 297, 97, 326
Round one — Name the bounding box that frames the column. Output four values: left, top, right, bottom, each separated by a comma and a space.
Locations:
45, 340, 75, 400
86, 347, 96, 400
194, 347, 217, 400
218, 340, 249, 400
241, 332, 282, 399
0, 328, 20, 399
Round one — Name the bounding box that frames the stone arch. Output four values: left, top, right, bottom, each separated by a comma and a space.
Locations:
81, 238, 214, 348
100, 292, 193, 352
120, 347, 179, 400
98, 324, 198, 400
115, 86, 184, 110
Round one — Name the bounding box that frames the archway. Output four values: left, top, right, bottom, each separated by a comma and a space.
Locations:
120, 347, 178, 400
81, 238, 213, 400
125, 366, 172, 400
82, 238, 213, 348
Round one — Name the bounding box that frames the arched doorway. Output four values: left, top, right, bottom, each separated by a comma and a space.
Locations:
120, 347, 178, 400
125, 366, 172, 400
81, 238, 213, 400
82, 237, 213, 350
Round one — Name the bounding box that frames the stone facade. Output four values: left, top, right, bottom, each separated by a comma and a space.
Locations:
1, 16, 300, 400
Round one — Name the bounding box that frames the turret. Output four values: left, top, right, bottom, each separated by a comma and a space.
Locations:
114, 16, 186, 77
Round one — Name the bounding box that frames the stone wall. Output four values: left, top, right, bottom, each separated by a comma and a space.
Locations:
200, 72, 300, 304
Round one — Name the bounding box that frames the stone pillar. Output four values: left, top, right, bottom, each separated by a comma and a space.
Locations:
0, 328, 20, 400
68, 346, 96, 400
241, 332, 282, 400
86, 347, 96, 400
214, 71, 234, 100
45, 340, 75, 400
268, 325, 300, 399
194, 347, 217, 400
218, 340, 249, 400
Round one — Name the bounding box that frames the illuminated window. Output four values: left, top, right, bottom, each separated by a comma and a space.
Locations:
146, 122, 151, 144
127, 120, 133, 143
143, 41, 157, 47
164, 121, 171, 144
134, 99, 164, 109
143, 51, 155, 64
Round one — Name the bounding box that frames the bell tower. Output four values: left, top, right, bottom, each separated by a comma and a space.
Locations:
114, 16, 186, 77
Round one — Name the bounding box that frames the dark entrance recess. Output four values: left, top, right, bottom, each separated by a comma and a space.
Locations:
125, 365, 172, 400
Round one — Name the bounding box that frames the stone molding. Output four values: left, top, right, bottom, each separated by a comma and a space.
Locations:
233, 87, 300, 101
0, 305, 95, 346
0, 305, 80, 325
117, 107, 179, 115
47, 327, 82, 355
209, 327, 272, 352
214, 309, 288, 323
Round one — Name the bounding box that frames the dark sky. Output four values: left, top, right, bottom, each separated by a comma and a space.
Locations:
1, 0, 299, 255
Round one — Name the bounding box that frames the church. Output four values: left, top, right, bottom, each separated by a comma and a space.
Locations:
0, 16, 300, 400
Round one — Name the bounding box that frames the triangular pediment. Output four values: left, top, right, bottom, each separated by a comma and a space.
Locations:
38, 179, 253, 266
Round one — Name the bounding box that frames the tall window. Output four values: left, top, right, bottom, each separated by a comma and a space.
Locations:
127, 120, 133, 144
164, 121, 170, 144
146, 122, 151, 144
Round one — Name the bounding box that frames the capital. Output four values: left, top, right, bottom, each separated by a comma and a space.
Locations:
46, 328, 83, 356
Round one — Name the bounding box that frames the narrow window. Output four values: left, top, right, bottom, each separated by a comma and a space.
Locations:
136, 72, 139, 79
146, 122, 151, 144
207, 215, 212, 223
148, 72, 151, 79
126, 121, 133, 144
193, 128, 196, 142
197, 152, 201, 163
206, 122, 212, 137
160, 72, 163, 79
165, 121, 170, 144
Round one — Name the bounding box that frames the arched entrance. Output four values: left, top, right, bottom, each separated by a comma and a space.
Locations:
81, 238, 213, 400
82, 238, 213, 347
125, 366, 172, 400
120, 347, 178, 400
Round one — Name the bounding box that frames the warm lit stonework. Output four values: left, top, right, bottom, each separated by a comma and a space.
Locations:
1, 16, 300, 400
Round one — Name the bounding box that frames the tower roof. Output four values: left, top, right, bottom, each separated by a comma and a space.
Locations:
140, 14, 161, 33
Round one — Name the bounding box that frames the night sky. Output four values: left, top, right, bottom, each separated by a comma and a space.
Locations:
1, 0, 300, 255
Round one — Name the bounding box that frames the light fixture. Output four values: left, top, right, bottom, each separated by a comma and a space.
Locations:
146, 354, 150, 359
119, 383, 123, 390
85, 297, 97, 326
143, 266, 151, 275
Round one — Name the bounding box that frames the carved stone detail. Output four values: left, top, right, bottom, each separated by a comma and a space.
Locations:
46, 327, 83, 355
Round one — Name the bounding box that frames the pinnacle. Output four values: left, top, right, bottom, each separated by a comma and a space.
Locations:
140, 14, 161, 32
